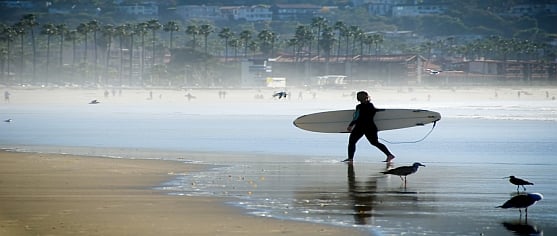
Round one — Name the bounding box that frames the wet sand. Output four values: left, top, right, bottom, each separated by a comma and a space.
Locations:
0, 150, 366, 236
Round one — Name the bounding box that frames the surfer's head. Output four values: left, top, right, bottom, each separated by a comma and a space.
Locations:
356, 91, 369, 103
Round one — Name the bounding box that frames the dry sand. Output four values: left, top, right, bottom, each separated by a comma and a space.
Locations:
0, 150, 366, 236
2, 86, 557, 106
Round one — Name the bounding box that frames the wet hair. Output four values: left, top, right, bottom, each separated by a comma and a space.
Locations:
356, 91, 369, 102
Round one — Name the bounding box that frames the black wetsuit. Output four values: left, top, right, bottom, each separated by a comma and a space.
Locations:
347, 102, 392, 160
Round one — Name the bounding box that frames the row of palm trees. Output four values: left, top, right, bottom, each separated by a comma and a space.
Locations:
0, 14, 552, 86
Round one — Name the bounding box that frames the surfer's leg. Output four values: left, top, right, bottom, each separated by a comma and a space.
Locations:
347, 129, 364, 160
365, 131, 395, 161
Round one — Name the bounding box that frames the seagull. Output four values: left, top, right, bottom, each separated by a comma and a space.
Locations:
426, 68, 442, 75
89, 99, 100, 104
507, 176, 534, 192
498, 193, 543, 218
381, 162, 425, 186
4, 119, 12, 123
273, 91, 288, 99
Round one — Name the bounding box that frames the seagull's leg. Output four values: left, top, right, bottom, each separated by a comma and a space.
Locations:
522, 185, 527, 191
399, 176, 404, 182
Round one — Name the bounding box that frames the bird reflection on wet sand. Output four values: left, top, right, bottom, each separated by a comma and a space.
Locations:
502, 221, 543, 236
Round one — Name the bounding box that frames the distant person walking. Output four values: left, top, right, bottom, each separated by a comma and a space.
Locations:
343, 91, 395, 163
4, 91, 10, 103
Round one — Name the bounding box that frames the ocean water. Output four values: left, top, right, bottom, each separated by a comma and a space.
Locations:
1, 95, 556, 235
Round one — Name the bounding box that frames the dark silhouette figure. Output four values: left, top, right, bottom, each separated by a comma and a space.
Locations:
273, 91, 288, 99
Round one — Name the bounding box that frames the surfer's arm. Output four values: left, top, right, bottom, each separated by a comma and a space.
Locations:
348, 109, 359, 127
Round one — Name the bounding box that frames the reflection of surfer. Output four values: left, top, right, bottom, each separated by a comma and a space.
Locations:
344, 91, 395, 163
347, 163, 377, 225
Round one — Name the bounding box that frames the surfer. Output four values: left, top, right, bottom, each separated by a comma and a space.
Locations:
343, 91, 395, 163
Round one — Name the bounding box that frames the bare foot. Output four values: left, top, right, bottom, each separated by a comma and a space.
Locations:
383, 155, 395, 163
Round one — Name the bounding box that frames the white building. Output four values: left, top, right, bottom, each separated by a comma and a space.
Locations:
392, 4, 447, 17
221, 5, 272, 22
175, 5, 224, 21
118, 1, 158, 16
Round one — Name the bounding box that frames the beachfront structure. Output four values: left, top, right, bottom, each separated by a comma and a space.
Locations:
271, 4, 322, 21
221, 5, 272, 22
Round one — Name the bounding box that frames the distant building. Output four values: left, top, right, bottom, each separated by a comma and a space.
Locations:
175, 5, 223, 21
506, 3, 557, 17
221, 5, 272, 22
364, 0, 405, 16
117, 1, 158, 16
271, 4, 321, 21
392, 4, 447, 17
0, 0, 34, 9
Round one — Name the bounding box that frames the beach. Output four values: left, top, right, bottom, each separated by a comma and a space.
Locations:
0, 150, 367, 236
1, 86, 557, 235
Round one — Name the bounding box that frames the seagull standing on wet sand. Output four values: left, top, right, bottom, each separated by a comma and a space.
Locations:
381, 162, 425, 186
507, 176, 534, 192
498, 193, 543, 218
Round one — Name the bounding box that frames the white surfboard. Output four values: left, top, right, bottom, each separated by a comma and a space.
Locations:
293, 109, 441, 133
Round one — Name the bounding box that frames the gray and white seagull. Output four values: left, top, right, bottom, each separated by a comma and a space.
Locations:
381, 162, 425, 186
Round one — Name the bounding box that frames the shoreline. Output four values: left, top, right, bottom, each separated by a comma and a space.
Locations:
0, 150, 367, 236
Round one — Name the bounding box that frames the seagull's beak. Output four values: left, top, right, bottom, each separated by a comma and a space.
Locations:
420, 164, 426, 167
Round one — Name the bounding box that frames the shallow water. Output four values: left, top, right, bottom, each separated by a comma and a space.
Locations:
1, 96, 556, 235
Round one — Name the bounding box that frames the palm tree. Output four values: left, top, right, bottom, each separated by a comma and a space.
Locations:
294, 25, 313, 61
55, 24, 68, 68
135, 22, 148, 82
320, 26, 336, 74
40, 23, 57, 84
333, 21, 346, 62
127, 24, 137, 84
13, 21, 26, 82
114, 24, 126, 84
320, 26, 335, 63
311, 16, 328, 59
350, 26, 363, 58
66, 30, 79, 66
163, 21, 180, 50
239, 30, 252, 57
286, 38, 298, 61
199, 24, 213, 55
102, 24, 115, 84
346, 25, 360, 59
420, 41, 435, 69
20, 14, 38, 82
147, 19, 161, 67
1, 26, 16, 82
76, 22, 90, 64
257, 29, 277, 58
370, 34, 384, 55
218, 27, 233, 61
185, 24, 199, 51
87, 20, 101, 82
228, 37, 241, 59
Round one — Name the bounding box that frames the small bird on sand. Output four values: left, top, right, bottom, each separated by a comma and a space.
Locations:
497, 193, 543, 218
4, 118, 12, 122
381, 162, 425, 185
507, 176, 534, 192
89, 99, 100, 104
273, 91, 288, 99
